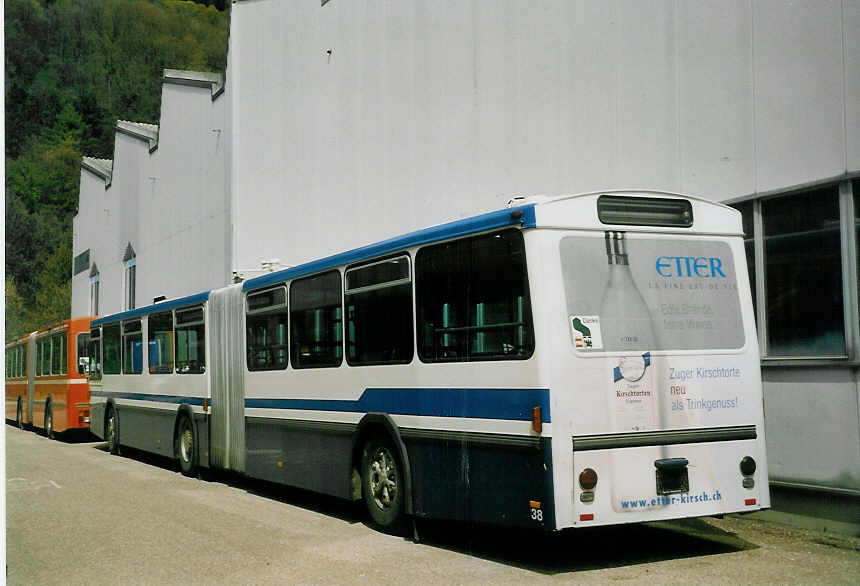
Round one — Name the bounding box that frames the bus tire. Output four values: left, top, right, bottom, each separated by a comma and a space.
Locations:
45, 404, 54, 439
175, 414, 197, 477
16, 399, 23, 429
106, 406, 120, 455
361, 436, 405, 533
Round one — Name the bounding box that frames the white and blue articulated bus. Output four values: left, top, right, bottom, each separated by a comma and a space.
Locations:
88, 191, 769, 531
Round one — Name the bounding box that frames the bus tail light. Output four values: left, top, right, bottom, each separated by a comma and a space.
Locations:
579, 468, 598, 490
78, 409, 90, 426
745, 498, 757, 506
740, 456, 756, 488
580, 513, 594, 522
740, 456, 756, 476
532, 406, 542, 433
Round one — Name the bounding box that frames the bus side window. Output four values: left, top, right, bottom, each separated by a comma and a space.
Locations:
148, 311, 175, 374
176, 307, 205, 374
122, 320, 143, 374
416, 230, 535, 363
52, 333, 67, 375
77, 332, 90, 375
345, 255, 413, 366
103, 324, 121, 374
290, 271, 342, 369
88, 328, 103, 380
246, 286, 288, 371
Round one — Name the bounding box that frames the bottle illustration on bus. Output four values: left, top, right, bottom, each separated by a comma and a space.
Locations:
600, 231, 660, 433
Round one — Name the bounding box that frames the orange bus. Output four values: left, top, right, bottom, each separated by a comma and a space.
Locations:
5, 317, 94, 438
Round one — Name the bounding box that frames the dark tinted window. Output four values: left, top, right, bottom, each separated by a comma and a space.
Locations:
88, 328, 102, 380
103, 324, 121, 374
763, 187, 844, 356
346, 256, 413, 366
247, 287, 289, 371
290, 271, 343, 368
731, 200, 757, 321
148, 311, 174, 374
416, 230, 534, 362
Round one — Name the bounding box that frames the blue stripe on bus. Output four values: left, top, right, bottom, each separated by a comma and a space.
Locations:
245, 388, 551, 422
243, 204, 538, 292
92, 291, 210, 326
89, 390, 206, 406
90, 388, 551, 422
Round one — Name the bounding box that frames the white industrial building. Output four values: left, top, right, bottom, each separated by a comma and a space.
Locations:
72, 0, 860, 527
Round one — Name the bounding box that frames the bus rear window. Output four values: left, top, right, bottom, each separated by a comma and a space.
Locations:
598, 195, 693, 228
561, 234, 744, 352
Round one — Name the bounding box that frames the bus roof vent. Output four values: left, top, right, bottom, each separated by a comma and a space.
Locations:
597, 195, 693, 228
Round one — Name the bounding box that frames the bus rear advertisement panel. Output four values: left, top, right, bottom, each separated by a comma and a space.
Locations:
552, 228, 767, 527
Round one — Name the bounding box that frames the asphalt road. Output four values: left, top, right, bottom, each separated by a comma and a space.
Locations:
5, 424, 859, 585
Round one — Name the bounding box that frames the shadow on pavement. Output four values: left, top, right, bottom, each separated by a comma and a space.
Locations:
6, 420, 98, 444
90, 439, 757, 574
409, 516, 757, 575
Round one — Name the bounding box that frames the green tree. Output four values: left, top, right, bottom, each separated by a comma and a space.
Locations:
5, 0, 229, 340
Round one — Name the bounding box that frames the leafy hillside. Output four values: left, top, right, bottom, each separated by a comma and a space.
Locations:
5, 0, 229, 339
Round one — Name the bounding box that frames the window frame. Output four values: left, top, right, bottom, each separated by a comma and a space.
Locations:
289, 270, 344, 370
246, 285, 290, 372
415, 229, 536, 364
121, 319, 144, 375
148, 310, 175, 375
175, 306, 206, 375
730, 178, 860, 364
344, 253, 414, 366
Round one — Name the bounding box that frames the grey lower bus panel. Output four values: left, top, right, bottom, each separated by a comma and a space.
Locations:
244, 417, 355, 499
109, 404, 209, 465
243, 416, 555, 529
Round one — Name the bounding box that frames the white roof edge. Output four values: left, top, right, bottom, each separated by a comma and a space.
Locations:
116, 120, 159, 153
81, 156, 113, 188
536, 189, 737, 211
163, 69, 225, 100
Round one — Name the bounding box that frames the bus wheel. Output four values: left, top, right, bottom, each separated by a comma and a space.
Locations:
106, 407, 119, 455
16, 399, 23, 429
45, 405, 54, 440
175, 415, 197, 477
361, 437, 404, 532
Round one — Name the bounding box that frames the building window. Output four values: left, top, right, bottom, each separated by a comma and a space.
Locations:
89, 264, 100, 316
854, 179, 860, 299
73, 249, 90, 275
123, 244, 136, 311
763, 186, 844, 357
290, 271, 343, 369
733, 201, 757, 322
345, 255, 413, 366
416, 230, 535, 362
